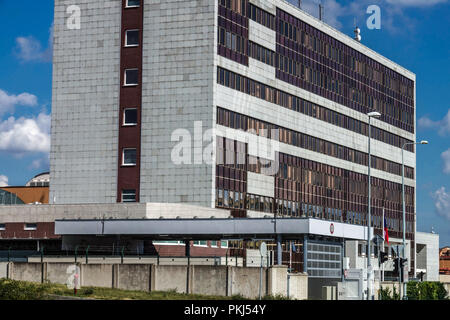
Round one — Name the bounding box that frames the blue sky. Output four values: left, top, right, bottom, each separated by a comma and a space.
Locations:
0, 1, 449, 246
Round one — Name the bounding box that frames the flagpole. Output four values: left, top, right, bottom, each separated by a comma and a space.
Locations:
289, 241, 292, 271
382, 208, 385, 283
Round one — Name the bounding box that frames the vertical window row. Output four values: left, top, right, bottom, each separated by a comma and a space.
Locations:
218, 27, 247, 55
218, 0, 247, 16
248, 3, 276, 30
118, 0, 143, 203
217, 0, 249, 66
216, 137, 247, 210
248, 41, 275, 67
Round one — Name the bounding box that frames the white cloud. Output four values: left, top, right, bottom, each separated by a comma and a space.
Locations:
0, 175, 8, 187
418, 109, 450, 136
14, 25, 53, 63
0, 112, 51, 154
432, 187, 450, 221
385, 0, 447, 7
287, 0, 444, 34
0, 89, 38, 115
442, 149, 450, 174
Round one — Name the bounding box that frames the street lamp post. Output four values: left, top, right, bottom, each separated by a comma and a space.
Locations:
401, 140, 428, 299
366, 111, 381, 300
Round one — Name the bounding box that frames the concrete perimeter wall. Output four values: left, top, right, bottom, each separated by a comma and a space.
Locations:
4, 262, 308, 299
440, 275, 450, 295
0, 263, 8, 279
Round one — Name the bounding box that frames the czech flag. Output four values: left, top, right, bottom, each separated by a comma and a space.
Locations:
384, 217, 389, 244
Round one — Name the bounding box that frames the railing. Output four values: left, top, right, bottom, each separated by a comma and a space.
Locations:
0, 244, 243, 266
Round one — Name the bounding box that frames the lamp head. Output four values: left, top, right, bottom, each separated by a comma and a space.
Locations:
420, 140, 429, 145
367, 111, 381, 118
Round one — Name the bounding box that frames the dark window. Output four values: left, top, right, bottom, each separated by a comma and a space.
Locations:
24, 223, 37, 231
126, 0, 140, 7
124, 109, 138, 125
123, 148, 137, 166
125, 30, 139, 46
124, 69, 139, 86
122, 190, 136, 202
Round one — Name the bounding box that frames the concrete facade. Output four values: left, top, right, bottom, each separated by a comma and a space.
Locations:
0, 262, 7, 279
247, 172, 275, 198
288, 273, 308, 300
50, 0, 122, 204
416, 232, 440, 281
140, 0, 217, 207
0, 203, 231, 223
440, 275, 450, 295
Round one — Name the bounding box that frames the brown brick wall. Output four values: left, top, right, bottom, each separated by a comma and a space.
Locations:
0, 222, 59, 240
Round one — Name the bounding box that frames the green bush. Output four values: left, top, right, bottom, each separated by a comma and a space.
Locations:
379, 286, 400, 300
381, 282, 448, 300
407, 281, 449, 300
80, 288, 94, 295
0, 279, 47, 300
379, 286, 393, 300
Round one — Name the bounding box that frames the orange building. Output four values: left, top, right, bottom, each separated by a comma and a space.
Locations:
0, 172, 49, 204
0, 186, 49, 204
440, 247, 450, 275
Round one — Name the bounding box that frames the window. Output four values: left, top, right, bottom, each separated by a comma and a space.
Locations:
126, 0, 140, 7
125, 30, 139, 47
123, 108, 138, 126
152, 241, 182, 245
122, 148, 137, 166
124, 69, 139, 86
122, 189, 136, 202
0, 224, 5, 231
193, 241, 208, 247
24, 223, 37, 231
220, 240, 228, 248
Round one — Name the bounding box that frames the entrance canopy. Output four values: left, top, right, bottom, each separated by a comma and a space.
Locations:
55, 217, 371, 241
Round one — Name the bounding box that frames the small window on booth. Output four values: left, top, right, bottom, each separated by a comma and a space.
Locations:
24, 223, 37, 231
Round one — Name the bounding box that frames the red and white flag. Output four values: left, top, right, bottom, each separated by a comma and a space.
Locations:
384, 217, 389, 244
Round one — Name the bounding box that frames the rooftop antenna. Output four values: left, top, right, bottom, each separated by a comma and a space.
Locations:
298, 0, 302, 9
319, 2, 324, 21
353, 18, 361, 42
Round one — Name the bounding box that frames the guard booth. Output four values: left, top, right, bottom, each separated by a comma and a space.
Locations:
304, 237, 344, 300
338, 269, 364, 300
